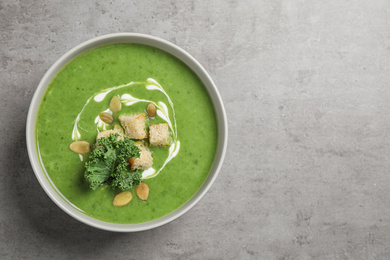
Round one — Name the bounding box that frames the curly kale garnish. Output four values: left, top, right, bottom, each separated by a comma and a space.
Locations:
84, 133, 141, 191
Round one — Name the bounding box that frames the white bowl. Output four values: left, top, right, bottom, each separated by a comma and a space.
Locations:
26, 33, 228, 232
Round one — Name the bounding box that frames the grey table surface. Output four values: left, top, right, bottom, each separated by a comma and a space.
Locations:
1, 1, 390, 259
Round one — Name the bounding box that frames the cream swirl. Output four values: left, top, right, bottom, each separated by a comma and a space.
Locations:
72, 78, 180, 179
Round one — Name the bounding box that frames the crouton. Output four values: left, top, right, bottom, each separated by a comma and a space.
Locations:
96, 129, 124, 141
149, 123, 170, 146
118, 113, 148, 140
128, 142, 153, 170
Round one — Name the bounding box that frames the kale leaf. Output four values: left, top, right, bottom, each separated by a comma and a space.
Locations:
84, 133, 141, 191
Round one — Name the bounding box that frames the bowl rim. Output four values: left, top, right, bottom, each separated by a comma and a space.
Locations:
26, 32, 228, 232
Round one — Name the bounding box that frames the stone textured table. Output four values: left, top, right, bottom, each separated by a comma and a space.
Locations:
1, 1, 390, 259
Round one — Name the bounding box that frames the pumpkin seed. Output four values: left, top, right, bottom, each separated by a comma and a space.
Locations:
109, 96, 122, 113
99, 112, 114, 124
69, 141, 90, 154
113, 124, 124, 133
113, 191, 133, 207
136, 182, 149, 201
146, 103, 156, 118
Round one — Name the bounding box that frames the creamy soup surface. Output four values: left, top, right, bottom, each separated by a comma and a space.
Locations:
36, 44, 218, 224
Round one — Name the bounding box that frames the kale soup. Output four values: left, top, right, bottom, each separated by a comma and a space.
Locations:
35, 43, 218, 224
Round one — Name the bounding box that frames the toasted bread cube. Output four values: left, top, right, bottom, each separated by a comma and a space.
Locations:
96, 129, 124, 141
149, 123, 170, 146
118, 113, 148, 140
128, 142, 153, 170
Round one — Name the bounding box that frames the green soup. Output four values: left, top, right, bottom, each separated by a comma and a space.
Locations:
36, 44, 218, 224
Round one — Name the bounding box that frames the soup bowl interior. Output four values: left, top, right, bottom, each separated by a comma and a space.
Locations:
26, 33, 227, 232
